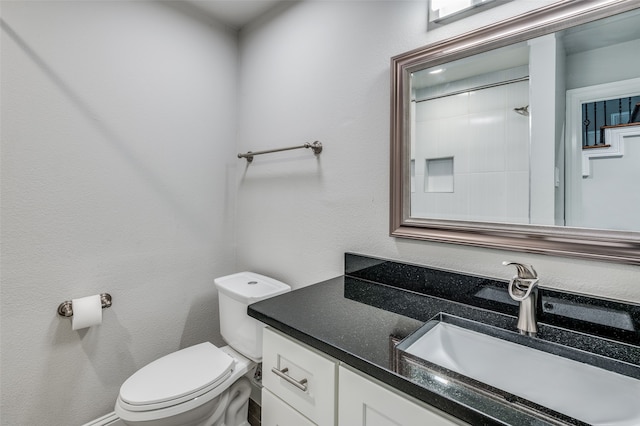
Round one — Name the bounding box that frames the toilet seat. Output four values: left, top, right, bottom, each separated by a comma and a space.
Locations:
115, 344, 254, 424
118, 342, 235, 412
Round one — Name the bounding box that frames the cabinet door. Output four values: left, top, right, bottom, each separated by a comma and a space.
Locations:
338, 366, 465, 426
262, 388, 316, 426
263, 328, 337, 426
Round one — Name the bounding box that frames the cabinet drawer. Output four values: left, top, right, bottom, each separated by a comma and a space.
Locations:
263, 328, 337, 426
262, 388, 316, 426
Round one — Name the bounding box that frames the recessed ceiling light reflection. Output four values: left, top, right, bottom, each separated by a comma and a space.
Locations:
429, 68, 446, 74
434, 375, 449, 385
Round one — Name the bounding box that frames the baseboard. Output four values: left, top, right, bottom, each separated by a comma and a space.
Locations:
81, 412, 124, 426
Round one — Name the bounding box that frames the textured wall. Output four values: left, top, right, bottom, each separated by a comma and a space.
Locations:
1, 2, 238, 424
236, 0, 640, 302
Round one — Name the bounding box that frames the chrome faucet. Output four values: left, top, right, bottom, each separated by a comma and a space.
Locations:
503, 261, 539, 337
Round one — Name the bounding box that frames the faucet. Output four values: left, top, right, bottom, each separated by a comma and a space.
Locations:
503, 261, 539, 337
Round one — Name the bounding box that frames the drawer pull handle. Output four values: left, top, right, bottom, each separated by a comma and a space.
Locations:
271, 367, 308, 391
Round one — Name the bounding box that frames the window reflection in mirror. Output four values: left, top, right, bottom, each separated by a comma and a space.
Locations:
428, 0, 513, 29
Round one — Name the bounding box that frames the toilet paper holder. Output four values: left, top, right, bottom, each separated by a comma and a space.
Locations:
57, 293, 112, 317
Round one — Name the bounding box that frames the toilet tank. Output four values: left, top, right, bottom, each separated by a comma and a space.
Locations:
214, 272, 290, 362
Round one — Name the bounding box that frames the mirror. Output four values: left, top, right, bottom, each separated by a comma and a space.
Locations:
391, 0, 640, 264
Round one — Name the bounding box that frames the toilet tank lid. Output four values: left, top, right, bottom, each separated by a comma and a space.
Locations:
214, 272, 291, 303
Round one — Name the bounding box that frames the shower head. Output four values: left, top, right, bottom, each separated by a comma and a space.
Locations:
514, 105, 529, 116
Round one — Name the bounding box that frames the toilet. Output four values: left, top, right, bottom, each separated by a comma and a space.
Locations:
114, 272, 290, 426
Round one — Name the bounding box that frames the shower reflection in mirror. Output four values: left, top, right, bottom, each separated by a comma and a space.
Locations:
410, 42, 531, 224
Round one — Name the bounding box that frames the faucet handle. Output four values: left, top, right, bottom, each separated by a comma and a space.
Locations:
502, 261, 537, 279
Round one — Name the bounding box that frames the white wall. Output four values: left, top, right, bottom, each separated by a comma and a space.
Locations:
566, 38, 640, 90
1, 2, 238, 424
236, 0, 640, 302
579, 133, 640, 231
528, 34, 564, 226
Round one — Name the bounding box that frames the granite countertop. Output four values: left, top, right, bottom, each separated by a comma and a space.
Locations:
248, 253, 640, 426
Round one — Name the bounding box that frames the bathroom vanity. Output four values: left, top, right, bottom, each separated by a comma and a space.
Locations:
261, 327, 462, 426
248, 253, 640, 426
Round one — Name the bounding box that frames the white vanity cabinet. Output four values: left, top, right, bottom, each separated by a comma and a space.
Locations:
262, 328, 337, 426
261, 387, 315, 426
261, 327, 468, 426
338, 366, 466, 426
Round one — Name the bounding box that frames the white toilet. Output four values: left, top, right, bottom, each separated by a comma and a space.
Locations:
114, 272, 290, 426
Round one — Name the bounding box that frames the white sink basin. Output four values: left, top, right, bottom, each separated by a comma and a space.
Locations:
400, 320, 640, 425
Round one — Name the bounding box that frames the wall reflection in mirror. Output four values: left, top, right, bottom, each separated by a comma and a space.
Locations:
409, 7, 640, 232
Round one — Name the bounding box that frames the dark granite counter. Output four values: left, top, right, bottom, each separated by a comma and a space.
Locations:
248, 253, 640, 426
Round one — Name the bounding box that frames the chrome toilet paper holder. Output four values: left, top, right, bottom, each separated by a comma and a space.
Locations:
57, 293, 112, 317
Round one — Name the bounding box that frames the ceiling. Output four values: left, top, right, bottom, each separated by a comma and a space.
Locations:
184, 0, 286, 29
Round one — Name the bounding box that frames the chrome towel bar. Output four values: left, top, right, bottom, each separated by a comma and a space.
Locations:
57, 293, 112, 317
238, 141, 322, 163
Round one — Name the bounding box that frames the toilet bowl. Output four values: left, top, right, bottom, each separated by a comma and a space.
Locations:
115, 272, 290, 426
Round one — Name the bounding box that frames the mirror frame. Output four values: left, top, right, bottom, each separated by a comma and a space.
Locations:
390, 0, 640, 265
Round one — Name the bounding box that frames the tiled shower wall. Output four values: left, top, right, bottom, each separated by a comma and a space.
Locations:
411, 80, 530, 223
